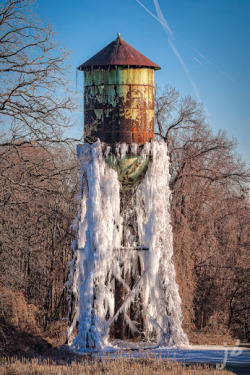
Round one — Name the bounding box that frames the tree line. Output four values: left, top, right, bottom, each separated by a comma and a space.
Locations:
0, 0, 249, 353
154, 86, 249, 342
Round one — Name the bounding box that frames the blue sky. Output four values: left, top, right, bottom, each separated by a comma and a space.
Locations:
37, 0, 249, 163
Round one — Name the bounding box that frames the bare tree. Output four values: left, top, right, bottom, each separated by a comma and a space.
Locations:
0, 143, 79, 331
0, 0, 80, 146
155, 85, 250, 341
0, 0, 82, 350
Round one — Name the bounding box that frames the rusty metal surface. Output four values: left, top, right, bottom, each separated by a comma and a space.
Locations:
84, 67, 155, 144
78, 34, 160, 71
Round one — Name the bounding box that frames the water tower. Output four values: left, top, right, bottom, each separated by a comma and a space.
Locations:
67, 35, 188, 351
78, 33, 160, 145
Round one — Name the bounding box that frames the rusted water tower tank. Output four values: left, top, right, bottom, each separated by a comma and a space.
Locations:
78, 34, 160, 144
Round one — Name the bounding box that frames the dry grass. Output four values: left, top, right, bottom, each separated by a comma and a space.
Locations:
0, 356, 234, 375
0, 288, 40, 336
188, 330, 235, 346
43, 320, 68, 347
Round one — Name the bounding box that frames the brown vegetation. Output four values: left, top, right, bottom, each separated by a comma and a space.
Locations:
0, 356, 234, 375
155, 85, 250, 343
0, 0, 79, 355
0, 143, 78, 354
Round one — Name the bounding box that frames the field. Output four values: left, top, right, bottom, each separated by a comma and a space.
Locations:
0, 356, 234, 375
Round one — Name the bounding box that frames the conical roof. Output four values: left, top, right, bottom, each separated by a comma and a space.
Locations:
78, 34, 160, 71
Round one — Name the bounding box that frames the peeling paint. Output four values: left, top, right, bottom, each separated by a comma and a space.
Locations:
84, 67, 155, 144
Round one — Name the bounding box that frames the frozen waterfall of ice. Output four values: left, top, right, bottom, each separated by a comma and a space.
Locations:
66, 140, 189, 352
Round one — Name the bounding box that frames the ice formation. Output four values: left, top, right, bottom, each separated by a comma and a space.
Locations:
67, 140, 188, 351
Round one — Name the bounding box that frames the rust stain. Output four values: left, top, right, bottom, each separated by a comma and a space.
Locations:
79, 35, 160, 145
84, 67, 155, 144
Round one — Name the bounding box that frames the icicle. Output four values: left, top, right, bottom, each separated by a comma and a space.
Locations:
66, 140, 189, 352
136, 140, 189, 346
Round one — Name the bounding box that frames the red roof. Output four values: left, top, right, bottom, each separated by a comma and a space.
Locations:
78, 34, 160, 70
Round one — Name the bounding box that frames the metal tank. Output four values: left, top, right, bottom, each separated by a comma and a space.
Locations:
78, 34, 160, 145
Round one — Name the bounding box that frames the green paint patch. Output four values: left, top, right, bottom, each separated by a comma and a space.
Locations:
106, 154, 150, 191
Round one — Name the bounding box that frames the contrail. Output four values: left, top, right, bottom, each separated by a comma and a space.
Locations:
183, 41, 235, 83
195, 49, 235, 82
136, 0, 201, 102
152, 0, 173, 36
218, 70, 235, 83
168, 38, 201, 102
136, 0, 164, 25
193, 56, 205, 68
195, 49, 213, 65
